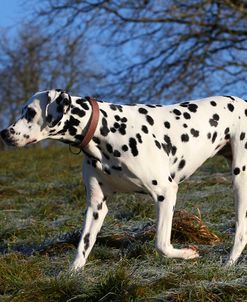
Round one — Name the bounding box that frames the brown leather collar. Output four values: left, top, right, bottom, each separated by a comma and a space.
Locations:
80, 97, 100, 149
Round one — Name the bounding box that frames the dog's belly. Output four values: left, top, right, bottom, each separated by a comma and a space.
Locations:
101, 171, 147, 193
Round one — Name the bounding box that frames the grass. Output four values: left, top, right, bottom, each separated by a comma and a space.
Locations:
0, 145, 247, 301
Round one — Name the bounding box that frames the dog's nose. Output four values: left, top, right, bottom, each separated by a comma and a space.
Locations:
0, 129, 9, 140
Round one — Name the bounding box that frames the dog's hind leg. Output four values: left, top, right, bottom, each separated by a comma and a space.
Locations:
152, 181, 199, 260
226, 145, 247, 265
71, 168, 109, 271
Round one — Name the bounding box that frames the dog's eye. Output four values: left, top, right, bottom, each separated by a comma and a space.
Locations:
25, 107, 37, 122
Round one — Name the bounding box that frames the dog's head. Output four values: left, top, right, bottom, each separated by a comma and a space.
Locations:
0, 89, 73, 147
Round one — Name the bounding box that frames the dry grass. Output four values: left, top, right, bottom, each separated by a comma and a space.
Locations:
172, 209, 221, 245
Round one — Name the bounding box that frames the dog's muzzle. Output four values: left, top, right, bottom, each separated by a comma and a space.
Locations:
0, 128, 16, 146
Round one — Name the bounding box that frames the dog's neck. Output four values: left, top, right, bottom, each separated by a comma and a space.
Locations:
61, 96, 102, 159
58, 97, 126, 162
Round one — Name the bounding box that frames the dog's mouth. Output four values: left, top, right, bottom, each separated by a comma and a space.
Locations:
1, 136, 37, 147
26, 139, 37, 145
1, 137, 17, 147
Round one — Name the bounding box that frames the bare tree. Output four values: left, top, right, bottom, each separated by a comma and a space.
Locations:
34, 0, 247, 103
0, 22, 99, 128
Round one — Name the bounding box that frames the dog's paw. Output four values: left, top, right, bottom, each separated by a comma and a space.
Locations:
224, 258, 235, 267
69, 258, 85, 273
157, 245, 200, 259
188, 245, 198, 251
183, 246, 200, 259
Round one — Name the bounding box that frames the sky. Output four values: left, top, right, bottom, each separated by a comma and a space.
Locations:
0, 1, 246, 102
0, 0, 24, 30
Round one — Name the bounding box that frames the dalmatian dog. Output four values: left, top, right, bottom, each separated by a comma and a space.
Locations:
1, 89, 247, 270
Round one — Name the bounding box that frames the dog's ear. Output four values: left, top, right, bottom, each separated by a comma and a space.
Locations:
46, 89, 71, 127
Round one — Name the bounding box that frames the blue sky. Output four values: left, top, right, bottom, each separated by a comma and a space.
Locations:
0, 0, 24, 30
0, 1, 246, 102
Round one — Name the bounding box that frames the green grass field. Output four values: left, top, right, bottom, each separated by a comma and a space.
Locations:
0, 145, 247, 301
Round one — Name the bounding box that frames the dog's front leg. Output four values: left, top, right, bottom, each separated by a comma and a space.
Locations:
155, 182, 199, 259
71, 175, 108, 271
